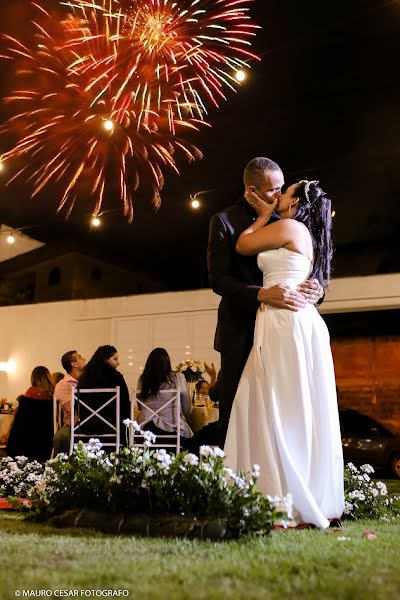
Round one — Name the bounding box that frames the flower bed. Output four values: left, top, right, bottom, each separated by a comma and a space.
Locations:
26, 438, 288, 538
1, 424, 398, 535
343, 462, 399, 520
1, 421, 292, 538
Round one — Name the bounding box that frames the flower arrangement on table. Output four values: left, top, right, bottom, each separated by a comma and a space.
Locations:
0, 398, 17, 415
343, 462, 400, 520
176, 359, 205, 383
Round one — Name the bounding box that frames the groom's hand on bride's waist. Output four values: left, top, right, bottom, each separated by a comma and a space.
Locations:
297, 279, 324, 305
257, 284, 307, 311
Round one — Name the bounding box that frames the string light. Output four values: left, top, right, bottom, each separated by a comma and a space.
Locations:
6, 233, 15, 244
0, 162, 4, 171
331, 210, 336, 218
103, 119, 114, 131
191, 199, 200, 209
91, 216, 101, 227
235, 69, 247, 82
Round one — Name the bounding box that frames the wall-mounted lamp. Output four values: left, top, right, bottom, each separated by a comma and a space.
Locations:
0, 360, 16, 373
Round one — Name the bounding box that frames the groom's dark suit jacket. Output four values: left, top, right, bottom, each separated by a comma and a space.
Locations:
208, 197, 278, 357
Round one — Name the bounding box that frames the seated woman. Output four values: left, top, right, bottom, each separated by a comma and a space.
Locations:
77, 346, 130, 446
137, 348, 193, 449
6, 366, 54, 462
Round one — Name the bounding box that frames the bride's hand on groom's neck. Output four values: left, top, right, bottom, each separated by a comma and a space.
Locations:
245, 189, 278, 219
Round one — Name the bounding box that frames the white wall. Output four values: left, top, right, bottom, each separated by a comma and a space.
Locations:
0, 289, 220, 401
1, 273, 399, 401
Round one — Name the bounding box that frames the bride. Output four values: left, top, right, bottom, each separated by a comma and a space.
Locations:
224, 180, 344, 529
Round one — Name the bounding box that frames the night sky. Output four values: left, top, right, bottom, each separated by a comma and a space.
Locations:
0, 0, 399, 291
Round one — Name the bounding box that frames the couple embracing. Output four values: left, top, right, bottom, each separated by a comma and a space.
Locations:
204, 157, 344, 529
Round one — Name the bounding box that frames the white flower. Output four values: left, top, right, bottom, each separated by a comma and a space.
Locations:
347, 462, 358, 473
376, 481, 387, 496
183, 453, 199, 466
252, 464, 261, 479
360, 464, 374, 474
200, 462, 213, 473
349, 490, 360, 500
213, 447, 225, 459
235, 476, 247, 490
283, 494, 293, 519
88, 438, 101, 446
363, 474, 370, 482
344, 501, 353, 514
223, 467, 236, 480
199, 445, 212, 458
142, 431, 156, 446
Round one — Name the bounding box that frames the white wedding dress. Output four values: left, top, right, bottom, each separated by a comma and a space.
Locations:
224, 247, 344, 528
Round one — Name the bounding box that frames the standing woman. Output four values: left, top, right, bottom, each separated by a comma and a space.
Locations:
7, 366, 54, 462
137, 348, 193, 448
78, 345, 130, 442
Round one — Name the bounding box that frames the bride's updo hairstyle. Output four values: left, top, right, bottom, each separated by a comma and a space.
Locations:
293, 180, 333, 289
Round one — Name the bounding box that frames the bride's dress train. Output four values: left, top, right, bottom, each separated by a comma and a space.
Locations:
224, 248, 344, 528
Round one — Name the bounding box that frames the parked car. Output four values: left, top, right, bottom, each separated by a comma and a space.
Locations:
339, 408, 400, 478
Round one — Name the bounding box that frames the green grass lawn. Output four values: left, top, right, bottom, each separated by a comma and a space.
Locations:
1, 482, 400, 600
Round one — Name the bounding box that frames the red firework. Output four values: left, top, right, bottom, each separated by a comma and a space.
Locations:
0, 0, 259, 220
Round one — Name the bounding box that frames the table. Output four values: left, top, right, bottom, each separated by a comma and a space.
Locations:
188, 406, 219, 433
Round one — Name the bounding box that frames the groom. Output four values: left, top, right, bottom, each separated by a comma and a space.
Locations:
196, 157, 323, 449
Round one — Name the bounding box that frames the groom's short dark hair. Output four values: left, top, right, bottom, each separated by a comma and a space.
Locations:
243, 157, 282, 188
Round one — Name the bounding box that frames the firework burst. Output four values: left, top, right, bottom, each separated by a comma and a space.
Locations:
1, 0, 259, 220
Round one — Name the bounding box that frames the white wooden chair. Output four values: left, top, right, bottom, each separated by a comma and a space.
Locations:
130, 389, 181, 454
70, 387, 120, 454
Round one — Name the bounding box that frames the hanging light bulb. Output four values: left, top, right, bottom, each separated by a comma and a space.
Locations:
235, 69, 247, 82
6, 233, 15, 244
103, 119, 114, 132
91, 216, 101, 227
191, 199, 200, 209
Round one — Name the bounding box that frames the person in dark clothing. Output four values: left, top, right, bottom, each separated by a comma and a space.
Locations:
77, 345, 130, 447
193, 157, 323, 449
6, 366, 54, 462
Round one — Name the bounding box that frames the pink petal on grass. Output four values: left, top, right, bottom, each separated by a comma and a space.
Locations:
363, 530, 376, 539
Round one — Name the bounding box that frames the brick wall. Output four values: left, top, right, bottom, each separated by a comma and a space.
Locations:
332, 337, 400, 430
